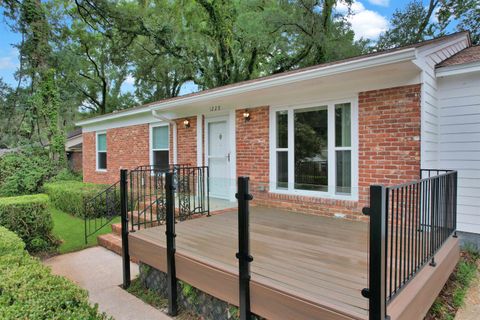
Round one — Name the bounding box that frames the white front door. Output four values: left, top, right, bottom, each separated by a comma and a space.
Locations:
207, 118, 230, 199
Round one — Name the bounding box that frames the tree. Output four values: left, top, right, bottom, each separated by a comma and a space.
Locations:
377, 0, 479, 50
438, 0, 480, 45
376, 0, 439, 50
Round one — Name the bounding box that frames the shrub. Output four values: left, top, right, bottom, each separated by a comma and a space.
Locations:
0, 194, 56, 252
49, 168, 83, 182
0, 148, 55, 196
0, 226, 109, 320
43, 181, 108, 217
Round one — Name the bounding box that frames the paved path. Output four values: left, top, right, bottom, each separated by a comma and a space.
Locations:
455, 261, 480, 320
44, 246, 171, 320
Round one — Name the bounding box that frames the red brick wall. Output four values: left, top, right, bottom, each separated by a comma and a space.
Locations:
83, 124, 150, 184
357, 84, 421, 210
236, 107, 270, 185
67, 151, 83, 174
174, 116, 197, 166
235, 84, 421, 220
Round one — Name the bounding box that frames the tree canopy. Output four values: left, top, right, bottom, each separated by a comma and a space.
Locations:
0, 0, 477, 149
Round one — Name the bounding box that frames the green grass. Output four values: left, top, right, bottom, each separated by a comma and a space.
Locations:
51, 207, 120, 254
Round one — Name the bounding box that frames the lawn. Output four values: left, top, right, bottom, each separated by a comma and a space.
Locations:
51, 207, 120, 254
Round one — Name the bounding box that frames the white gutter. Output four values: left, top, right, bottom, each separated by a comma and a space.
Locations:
76, 108, 151, 126
76, 47, 417, 126
436, 61, 480, 77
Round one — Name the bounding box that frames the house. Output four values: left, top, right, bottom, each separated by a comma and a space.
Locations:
77, 31, 479, 240
65, 128, 83, 174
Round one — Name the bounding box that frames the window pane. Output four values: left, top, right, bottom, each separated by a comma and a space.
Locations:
98, 152, 107, 170
276, 111, 288, 148
276, 151, 288, 189
97, 133, 106, 152
335, 103, 351, 147
336, 150, 351, 194
294, 106, 328, 191
152, 126, 169, 150
153, 150, 169, 169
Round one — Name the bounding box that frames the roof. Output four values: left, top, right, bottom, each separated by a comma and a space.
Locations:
78, 31, 470, 126
436, 45, 480, 68
67, 128, 82, 139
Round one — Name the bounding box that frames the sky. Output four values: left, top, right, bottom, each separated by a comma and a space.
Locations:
0, 0, 445, 95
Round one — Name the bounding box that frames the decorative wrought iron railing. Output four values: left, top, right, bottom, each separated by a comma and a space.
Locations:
83, 164, 209, 243
362, 169, 457, 320
84, 180, 121, 244
128, 165, 210, 231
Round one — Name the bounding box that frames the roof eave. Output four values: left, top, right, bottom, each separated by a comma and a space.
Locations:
436, 61, 480, 77
150, 48, 417, 112
76, 47, 417, 127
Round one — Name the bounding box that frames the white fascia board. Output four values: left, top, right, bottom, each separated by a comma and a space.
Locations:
76, 48, 416, 127
76, 108, 151, 126
436, 61, 480, 78
416, 33, 470, 57
151, 48, 417, 112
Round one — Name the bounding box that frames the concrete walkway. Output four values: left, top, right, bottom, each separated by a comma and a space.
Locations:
44, 246, 171, 320
455, 261, 480, 320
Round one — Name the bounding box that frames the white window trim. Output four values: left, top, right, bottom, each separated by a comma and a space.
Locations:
269, 97, 359, 201
149, 122, 170, 167
96, 131, 107, 172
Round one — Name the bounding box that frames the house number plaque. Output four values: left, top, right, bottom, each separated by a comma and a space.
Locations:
209, 105, 221, 112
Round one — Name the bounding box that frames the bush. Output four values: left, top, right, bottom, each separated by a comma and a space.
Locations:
43, 181, 108, 217
0, 148, 55, 196
0, 226, 109, 320
0, 194, 56, 252
49, 168, 83, 182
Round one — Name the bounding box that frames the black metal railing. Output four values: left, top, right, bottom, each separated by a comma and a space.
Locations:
84, 180, 121, 244
363, 169, 457, 320
128, 165, 209, 231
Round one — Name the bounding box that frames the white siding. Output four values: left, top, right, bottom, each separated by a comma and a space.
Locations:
416, 37, 469, 169
438, 72, 480, 234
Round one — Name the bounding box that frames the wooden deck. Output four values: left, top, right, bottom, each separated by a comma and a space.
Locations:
129, 207, 370, 320
129, 206, 459, 320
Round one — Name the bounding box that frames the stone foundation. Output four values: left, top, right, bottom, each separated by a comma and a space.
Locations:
139, 262, 261, 320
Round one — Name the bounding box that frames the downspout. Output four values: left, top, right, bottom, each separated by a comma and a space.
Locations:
152, 110, 177, 164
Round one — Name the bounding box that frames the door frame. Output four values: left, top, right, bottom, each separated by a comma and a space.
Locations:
204, 111, 236, 201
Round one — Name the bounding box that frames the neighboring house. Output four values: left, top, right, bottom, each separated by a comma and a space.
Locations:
76, 32, 480, 241
65, 128, 83, 174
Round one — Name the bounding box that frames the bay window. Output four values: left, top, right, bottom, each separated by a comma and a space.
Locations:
151, 125, 169, 169
272, 100, 356, 198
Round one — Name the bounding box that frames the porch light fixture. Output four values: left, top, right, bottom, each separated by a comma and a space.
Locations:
183, 119, 190, 128
243, 110, 251, 122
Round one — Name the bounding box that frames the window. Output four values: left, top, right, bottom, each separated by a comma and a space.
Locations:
96, 132, 107, 171
272, 101, 355, 198
335, 103, 351, 194
151, 125, 169, 169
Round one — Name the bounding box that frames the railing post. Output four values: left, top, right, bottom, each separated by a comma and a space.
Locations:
120, 169, 131, 289
362, 185, 388, 320
165, 172, 178, 316
236, 177, 254, 320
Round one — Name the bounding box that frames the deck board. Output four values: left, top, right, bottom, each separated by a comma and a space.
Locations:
129, 207, 369, 319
